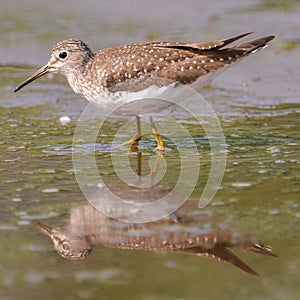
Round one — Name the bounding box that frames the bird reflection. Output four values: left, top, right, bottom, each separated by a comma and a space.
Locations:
38, 152, 277, 275
37, 202, 277, 276
37, 222, 93, 261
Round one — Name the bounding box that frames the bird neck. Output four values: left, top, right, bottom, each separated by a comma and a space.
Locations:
66, 61, 102, 101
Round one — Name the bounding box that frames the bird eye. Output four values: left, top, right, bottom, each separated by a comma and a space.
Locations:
62, 241, 71, 251
58, 51, 68, 60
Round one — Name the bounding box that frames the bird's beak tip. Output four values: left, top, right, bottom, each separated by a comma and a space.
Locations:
14, 64, 50, 93
36, 222, 54, 236
14, 86, 21, 93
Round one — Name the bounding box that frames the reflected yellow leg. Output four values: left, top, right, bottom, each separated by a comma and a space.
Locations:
150, 117, 165, 153
134, 149, 164, 186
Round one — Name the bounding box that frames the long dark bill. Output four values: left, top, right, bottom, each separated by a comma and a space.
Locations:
14, 65, 50, 92
36, 222, 53, 237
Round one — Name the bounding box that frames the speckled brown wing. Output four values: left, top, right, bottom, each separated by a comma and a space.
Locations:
92, 33, 274, 93
156, 34, 275, 85
93, 43, 197, 92
149, 32, 253, 52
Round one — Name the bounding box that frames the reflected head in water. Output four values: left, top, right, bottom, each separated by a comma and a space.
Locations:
37, 222, 93, 261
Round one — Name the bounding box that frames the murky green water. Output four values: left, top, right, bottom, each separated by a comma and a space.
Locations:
1, 0, 300, 299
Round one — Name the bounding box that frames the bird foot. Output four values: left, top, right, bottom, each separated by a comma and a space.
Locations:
118, 136, 142, 152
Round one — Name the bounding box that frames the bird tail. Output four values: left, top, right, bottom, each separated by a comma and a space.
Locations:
233, 35, 275, 54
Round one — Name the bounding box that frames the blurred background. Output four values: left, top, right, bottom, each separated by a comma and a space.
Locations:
0, 0, 299, 299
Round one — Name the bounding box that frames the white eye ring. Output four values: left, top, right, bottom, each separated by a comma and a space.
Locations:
62, 241, 71, 250
58, 51, 68, 60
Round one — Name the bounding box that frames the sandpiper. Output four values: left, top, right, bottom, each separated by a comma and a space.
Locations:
15, 32, 274, 151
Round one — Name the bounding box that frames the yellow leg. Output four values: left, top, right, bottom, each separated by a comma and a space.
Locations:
150, 117, 165, 153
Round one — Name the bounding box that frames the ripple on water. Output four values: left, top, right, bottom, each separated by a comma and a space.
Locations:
231, 182, 253, 187
74, 269, 121, 283
26, 272, 60, 285
41, 188, 59, 193
17, 220, 31, 226
40, 145, 73, 156
269, 209, 281, 216
12, 196, 22, 202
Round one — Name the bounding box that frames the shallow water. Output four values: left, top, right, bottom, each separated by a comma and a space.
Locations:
1, 0, 300, 299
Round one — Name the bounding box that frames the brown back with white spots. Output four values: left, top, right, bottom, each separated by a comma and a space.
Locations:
84, 33, 274, 94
